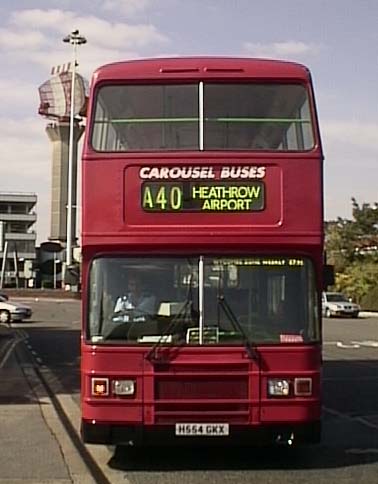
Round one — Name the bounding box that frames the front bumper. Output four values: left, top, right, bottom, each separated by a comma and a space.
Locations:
11, 311, 32, 321
329, 309, 358, 317
81, 420, 321, 446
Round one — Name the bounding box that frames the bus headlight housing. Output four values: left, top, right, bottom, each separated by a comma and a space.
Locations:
113, 379, 136, 396
268, 378, 290, 397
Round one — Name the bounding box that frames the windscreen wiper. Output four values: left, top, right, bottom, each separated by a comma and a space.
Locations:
145, 272, 196, 363
217, 295, 259, 363
145, 298, 194, 363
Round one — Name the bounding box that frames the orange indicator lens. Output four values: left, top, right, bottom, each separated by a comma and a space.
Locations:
91, 378, 109, 396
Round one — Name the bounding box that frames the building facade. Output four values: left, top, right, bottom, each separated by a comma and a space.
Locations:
0, 192, 37, 287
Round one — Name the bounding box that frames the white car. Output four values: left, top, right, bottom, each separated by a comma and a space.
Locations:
0, 296, 32, 323
322, 292, 360, 318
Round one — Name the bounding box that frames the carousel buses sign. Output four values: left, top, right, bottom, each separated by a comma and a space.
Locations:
139, 165, 266, 212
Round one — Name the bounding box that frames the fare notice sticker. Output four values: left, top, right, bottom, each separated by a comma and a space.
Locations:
280, 334, 304, 343
175, 423, 229, 436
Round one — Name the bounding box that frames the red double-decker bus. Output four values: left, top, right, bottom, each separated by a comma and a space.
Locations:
81, 57, 324, 446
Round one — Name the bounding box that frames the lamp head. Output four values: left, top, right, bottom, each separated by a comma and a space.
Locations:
63, 30, 87, 44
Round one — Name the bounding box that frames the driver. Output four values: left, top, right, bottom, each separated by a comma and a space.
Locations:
114, 273, 156, 319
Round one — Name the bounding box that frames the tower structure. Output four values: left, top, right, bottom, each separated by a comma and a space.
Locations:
46, 121, 84, 243
38, 65, 87, 246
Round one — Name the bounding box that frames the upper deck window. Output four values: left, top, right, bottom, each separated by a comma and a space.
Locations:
91, 83, 314, 152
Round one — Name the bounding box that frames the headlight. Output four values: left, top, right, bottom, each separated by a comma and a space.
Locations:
113, 379, 136, 396
268, 379, 290, 397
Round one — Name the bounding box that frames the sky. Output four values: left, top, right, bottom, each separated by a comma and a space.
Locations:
0, 0, 377, 243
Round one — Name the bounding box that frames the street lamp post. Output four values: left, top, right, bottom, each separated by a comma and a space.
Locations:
63, 29, 86, 268
53, 252, 57, 289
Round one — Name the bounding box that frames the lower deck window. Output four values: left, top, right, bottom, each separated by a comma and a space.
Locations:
87, 255, 319, 345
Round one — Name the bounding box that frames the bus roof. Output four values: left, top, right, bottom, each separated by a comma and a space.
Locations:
92, 57, 311, 83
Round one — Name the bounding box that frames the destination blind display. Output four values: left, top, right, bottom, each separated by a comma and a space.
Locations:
141, 181, 265, 212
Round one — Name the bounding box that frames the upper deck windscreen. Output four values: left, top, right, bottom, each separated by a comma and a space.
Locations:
91, 83, 314, 152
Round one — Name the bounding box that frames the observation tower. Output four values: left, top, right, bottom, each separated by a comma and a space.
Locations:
38, 64, 87, 245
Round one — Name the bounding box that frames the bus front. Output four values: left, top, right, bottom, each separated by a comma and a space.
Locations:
81, 58, 323, 446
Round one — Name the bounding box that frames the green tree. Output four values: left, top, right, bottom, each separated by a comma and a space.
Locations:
325, 218, 358, 272
325, 199, 378, 304
350, 198, 378, 261
351, 198, 378, 237
335, 262, 378, 304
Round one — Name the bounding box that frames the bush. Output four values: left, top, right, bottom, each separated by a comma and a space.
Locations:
335, 262, 378, 304
360, 286, 378, 311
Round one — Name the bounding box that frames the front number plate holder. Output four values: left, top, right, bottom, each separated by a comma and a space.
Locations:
175, 423, 229, 436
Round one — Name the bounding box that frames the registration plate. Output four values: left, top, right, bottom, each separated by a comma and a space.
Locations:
175, 423, 229, 436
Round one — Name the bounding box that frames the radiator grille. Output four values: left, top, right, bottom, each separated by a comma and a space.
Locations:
153, 364, 250, 424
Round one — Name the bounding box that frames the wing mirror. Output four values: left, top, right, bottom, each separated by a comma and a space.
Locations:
323, 264, 335, 289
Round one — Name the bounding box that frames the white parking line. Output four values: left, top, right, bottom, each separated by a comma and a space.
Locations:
323, 340, 378, 349
0, 338, 17, 369
0, 332, 26, 368
351, 340, 378, 348
324, 406, 378, 431
336, 342, 360, 349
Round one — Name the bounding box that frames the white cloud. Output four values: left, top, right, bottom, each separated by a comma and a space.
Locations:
322, 120, 378, 154
0, 7, 170, 243
77, 18, 168, 49
0, 28, 46, 49
243, 41, 321, 60
0, 78, 40, 112
0, 118, 50, 188
321, 119, 378, 220
102, 0, 153, 16
76, 45, 140, 77
7, 9, 168, 48
15, 45, 140, 80
0, 117, 51, 242
0, 9, 168, 76
9, 8, 76, 31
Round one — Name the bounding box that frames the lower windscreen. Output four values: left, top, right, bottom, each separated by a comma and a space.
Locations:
87, 256, 319, 345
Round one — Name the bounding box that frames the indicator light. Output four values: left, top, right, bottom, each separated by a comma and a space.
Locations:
91, 377, 109, 396
294, 378, 312, 396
